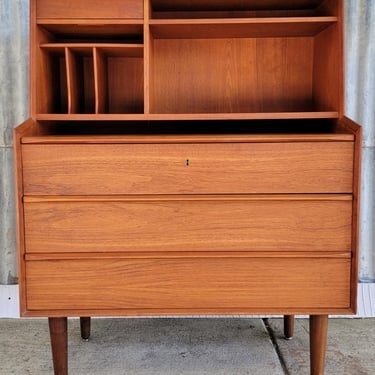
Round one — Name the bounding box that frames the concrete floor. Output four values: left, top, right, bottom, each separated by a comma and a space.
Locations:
0, 317, 374, 375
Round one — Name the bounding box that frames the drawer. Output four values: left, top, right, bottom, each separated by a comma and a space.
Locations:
24, 195, 352, 253
21, 141, 354, 195
25, 254, 351, 312
36, 0, 143, 19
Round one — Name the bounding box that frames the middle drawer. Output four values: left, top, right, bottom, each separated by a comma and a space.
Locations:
24, 195, 352, 253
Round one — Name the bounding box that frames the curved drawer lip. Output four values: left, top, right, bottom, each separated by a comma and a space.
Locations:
21, 133, 354, 144
23, 194, 353, 203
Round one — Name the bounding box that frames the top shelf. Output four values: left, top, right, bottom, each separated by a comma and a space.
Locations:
37, 16, 336, 40
149, 17, 337, 38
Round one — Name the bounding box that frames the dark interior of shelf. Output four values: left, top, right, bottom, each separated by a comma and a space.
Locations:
150, 0, 331, 18
151, 0, 326, 12
35, 119, 340, 136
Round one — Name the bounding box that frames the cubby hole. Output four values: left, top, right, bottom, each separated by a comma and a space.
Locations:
149, 21, 340, 115
94, 46, 144, 114
148, 0, 340, 116
65, 47, 95, 114
37, 47, 68, 114
38, 46, 99, 114
36, 24, 144, 115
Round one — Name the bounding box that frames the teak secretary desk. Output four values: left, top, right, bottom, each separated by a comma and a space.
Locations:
14, 0, 361, 374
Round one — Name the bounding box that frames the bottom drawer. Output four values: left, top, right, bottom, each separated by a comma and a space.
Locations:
25, 254, 351, 313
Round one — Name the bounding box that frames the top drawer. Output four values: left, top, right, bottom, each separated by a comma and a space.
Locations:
36, 0, 143, 19
21, 141, 354, 195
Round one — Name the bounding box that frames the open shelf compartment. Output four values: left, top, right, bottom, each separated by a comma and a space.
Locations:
149, 29, 341, 115
38, 43, 144, 115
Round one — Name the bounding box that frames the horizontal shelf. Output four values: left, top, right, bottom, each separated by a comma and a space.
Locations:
150, 17, 337, 38
38, 20, 143, 39
35, 112, 339, 121
40, 43, 144, 57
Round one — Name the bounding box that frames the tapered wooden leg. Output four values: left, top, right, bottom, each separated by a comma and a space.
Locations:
309, 315, 328, 375
80, 317, 91, 341
48, 317, 68, 375
284, 315, 295, 339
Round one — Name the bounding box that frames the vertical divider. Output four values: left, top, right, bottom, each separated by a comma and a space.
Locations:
143, 0, 151, 114
93, 47, 108, 114
65, 47, 81, 114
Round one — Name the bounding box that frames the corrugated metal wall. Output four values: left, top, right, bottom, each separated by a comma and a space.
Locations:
0, 0, 29, 285
0, 0, 374, 284
345, 0, 375, 282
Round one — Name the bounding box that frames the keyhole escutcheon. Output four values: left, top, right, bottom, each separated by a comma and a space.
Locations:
186, 159, 190, 167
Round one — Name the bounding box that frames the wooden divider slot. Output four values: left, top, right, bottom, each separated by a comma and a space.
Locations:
40, 43, 144, 115
93, 45, 144, 114
65, 47, 95, 114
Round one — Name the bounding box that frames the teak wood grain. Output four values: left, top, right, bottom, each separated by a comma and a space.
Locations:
23, 196, 352, 253
151, 37, 314, 114
341, 116, 362, 313
36, 0, 143, 19
25, 255, 351, 312
21, 141, 354, 195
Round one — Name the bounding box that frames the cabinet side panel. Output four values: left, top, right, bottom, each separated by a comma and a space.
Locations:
313, 24, 341, 112
13, 119, 39, 316
313, 0, 342, 113
340, 116, 362, 313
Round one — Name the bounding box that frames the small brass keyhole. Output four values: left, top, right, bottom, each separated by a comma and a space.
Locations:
186, 159, 190, 166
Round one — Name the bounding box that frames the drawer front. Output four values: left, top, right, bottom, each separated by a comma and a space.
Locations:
24, 196, 352, 253
25, 255, 351, 311
22, 142, 354, 195
36, 0, 143, 19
